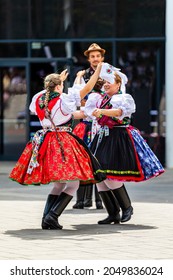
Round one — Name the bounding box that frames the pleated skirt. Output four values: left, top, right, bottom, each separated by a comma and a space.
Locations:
9, 131, 106, 185
90, 126, 164, 182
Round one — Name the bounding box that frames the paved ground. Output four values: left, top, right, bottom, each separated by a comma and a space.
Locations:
0, 162, 173, 261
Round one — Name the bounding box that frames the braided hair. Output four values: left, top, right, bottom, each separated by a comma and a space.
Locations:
43, 73, 65, 161
43, 73, 62, 118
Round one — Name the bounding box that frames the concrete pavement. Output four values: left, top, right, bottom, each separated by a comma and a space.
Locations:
0, 162, 173, 260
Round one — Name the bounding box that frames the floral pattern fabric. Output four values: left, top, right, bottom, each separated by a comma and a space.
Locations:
9, 131, 104, 185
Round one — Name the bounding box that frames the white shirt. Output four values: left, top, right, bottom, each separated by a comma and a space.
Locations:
83, 92, 136, 121
29, 85, 82, 127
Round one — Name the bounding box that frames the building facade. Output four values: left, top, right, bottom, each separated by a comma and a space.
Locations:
0, 0, 166, 162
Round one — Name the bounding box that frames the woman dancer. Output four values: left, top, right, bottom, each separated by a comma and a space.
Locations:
9, 63, 106, 229
84, 63, 164, 224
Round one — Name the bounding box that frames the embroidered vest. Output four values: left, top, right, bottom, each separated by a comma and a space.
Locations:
98, 94, 131, 128
35, 92, 60, 121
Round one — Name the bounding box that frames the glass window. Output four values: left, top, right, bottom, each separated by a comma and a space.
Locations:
116, 0, 165, 37
0, 0, 165, 40
0, 43, 27, 58
31, 42, 66, 58
0, 66, 27, 160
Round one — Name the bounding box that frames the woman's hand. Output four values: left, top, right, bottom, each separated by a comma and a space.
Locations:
76, 70, 85, 78
74, 70, 85, 85
60, 69, 69, 81
92, 108, 102, 118
96, 62, 103, 71
93, 108, 123, 118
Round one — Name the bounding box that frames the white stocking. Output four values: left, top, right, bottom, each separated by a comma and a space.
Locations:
63, 181, 80, 196
104, 179, 123, 190
50, 182, 66, 195
96, 180, 109, 192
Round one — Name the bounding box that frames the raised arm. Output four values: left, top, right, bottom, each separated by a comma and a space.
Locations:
79, 62, 102, 99
60, 69, 69, 81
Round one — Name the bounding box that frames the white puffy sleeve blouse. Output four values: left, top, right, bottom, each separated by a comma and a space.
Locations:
29, 85, 82, 127
83, 92, 136, 121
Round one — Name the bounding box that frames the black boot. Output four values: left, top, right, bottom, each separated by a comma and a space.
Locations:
73, 186, 85, 209
94, 185, 103, 209
98, 191, 120, 224
84, 184, 93, 207
44, 192, 73, 229
41, 194, 58, 229
112, 185, 133, 223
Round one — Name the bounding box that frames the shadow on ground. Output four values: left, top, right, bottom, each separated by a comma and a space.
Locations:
4, 223, 157, 241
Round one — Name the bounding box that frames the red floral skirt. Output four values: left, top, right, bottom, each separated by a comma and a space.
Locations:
9, 131, 104, 185
73, 121, 92, 146
73, 122, 86, 139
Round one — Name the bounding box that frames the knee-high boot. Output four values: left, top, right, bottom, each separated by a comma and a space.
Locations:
112, 185, 133, 222
44, 192, 73, 229
72, 186, 85, 209
41, 194, 59, 229
84, 184, 93, 207
94, 185, 103, 209
98, 191, 120, 224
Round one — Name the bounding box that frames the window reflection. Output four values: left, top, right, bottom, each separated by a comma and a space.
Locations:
1, 67, 27, 160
